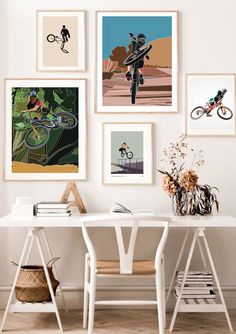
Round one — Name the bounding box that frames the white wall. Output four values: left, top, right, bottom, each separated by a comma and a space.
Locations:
1, 0, 236, 308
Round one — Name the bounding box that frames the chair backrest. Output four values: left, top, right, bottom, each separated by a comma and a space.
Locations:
81, 215, 170, 275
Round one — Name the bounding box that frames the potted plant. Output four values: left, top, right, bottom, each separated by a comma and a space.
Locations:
158, 134, 219, 216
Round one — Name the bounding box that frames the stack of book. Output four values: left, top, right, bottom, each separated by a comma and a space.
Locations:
35, 201, 71, 217
175, 271, 215, 299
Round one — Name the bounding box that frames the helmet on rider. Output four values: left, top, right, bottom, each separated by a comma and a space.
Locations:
137, 33, 146, 46
217, 89, 227, 98
29, 90, 37, 98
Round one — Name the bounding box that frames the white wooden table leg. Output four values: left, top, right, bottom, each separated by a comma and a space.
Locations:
0, 230, 32, 332
24, 233, 35, 265
41, 228, 68, 313
197, 236, 208, 271
166, 228, 190, 304
201, 230, 233, 332
35, 232, 63, 333
169, 228, 198, 332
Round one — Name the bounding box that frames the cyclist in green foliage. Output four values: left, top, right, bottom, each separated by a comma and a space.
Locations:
21, 90, 50, 119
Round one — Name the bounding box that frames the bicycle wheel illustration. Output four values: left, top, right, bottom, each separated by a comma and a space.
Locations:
24, 126, 50, 150
190, 106, 205, 120
217, 106, 233, 120
47, 34, 56, 43
56, 111, 78, 129
127, 151, 133, 159
121, 152, 125, 157
124, 45, 152, 66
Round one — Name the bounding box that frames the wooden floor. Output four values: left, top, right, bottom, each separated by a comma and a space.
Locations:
0, 309, 235, 333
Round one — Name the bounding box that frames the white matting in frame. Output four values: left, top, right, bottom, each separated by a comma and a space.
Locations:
5, 79, 86, 180
103, 123, 153, 184
186, 74, 235, 136
37, 11, 86, 71
96, 11, 178, 113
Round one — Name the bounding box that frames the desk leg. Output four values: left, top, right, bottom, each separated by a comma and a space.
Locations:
0, 230, 33, 332
166, 228, 190, 304
197, 237, 208, 270
35, 232, 63, 332
169, 228, 199, 332
25, 233, 35, 265
41, 228, 68, 313
201, 231, 233, 332
0, 228, 64, 333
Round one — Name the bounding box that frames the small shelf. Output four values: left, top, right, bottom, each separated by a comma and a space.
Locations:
9, 301, 56, 313
178, 298, 224, 312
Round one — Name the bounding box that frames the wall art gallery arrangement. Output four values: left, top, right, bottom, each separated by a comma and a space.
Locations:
3, 10, 236, 183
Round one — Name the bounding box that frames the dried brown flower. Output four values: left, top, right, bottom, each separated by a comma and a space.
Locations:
162, 175, 177, 195
179, 170, 198, 192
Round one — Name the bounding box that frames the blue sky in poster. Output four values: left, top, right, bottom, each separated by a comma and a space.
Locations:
102, 16, 172, 59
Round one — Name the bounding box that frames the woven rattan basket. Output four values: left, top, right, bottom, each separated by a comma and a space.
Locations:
12, 258, 60, 303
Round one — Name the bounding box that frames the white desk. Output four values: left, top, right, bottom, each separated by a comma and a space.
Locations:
0, 213, 236, 333
1, 212, 236, 227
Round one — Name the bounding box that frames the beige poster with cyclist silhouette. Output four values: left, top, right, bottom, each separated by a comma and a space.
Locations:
43, 16, 78, 67
37, 11, 85, 71
103, 123, 153, 184
186, 74, 235, 136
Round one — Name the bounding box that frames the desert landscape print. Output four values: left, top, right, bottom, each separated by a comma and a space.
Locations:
102, 15, 174, 107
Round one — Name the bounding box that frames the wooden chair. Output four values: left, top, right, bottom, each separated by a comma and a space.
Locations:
81, 215, 170, 334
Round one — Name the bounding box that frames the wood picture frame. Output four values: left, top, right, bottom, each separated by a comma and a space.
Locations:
186, 74, 236, 136
96, 11, 178, 113
103, 122, 153, 184
37, 10, 86, 72
5, 78, 86, 180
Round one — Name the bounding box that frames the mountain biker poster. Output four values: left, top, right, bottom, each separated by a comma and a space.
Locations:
37, 11, 85, 71
186, 74, 235, 136
5, 79, 86, 180
103, 123, 153, 184
96, 11, 178, 113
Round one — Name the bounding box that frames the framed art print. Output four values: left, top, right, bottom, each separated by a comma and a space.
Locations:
103, 123, 153, 184
5, 79, 86, 180
186, 74, 235, 136
37, 11, 86, 71
96, 11, 178, 113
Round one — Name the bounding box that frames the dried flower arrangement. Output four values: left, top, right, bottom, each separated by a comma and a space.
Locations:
158, 134, 219, 215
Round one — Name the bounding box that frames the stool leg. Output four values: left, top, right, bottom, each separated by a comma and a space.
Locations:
0, 231, 32, 332
83, 253, 90, 329
161, 256, 166, 329
88, 269, 96, 334
156, 268, 164, 334
41, 228, 68, 313
35, 232, 63, 333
